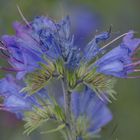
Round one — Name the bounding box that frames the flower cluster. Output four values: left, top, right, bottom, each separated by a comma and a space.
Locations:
0, 12, 140, 140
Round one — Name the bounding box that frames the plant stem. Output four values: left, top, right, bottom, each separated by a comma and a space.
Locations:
61, 78, 76, 140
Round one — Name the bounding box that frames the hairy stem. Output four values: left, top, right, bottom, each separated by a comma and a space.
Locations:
61, 78, 76, 140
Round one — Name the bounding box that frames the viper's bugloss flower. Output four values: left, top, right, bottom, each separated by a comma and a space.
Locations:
70, 88, 112, 139
0, 75, 49, 117
0, 74, 112, 138
1, 16, 140, 78
94, 31, 140, 78
0, 12, 139, 139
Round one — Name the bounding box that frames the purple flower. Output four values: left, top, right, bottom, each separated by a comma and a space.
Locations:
59, 87, 112, 138
70, 88, 112, 138
94, 31, 140, 78
0, 13, 139, 138
82, 31, 110, 62
1, 14, 139, 80
2, 35, 43, 79
0, 75, 48, 117
1, 16, 79, 78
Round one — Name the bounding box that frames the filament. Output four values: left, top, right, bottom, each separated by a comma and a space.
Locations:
16, 4, 31, 28
125, 61, 140, 67
126, 76, 140, 79
101, 32, 132, 50
0, 67, 24, 72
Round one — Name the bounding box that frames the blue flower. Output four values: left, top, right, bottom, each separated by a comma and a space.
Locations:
1, 15, 140, 79
94, 31, 140, 78
0, 13, 139, 138
82, 31, 110, 62
58, 87, 112, 138
2, 35, 43, 79
70, 87, 112, 138
0, 75, 48, 117
0, 75, 30, 113
1, 16, 80, 77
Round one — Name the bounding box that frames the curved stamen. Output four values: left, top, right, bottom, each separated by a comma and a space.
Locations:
0, 46, 6, 50
134, 69, 140, 72
16, 5, 31, 28
11, 56, 24, 64
0, 67, 24, 72
0, 54, 10, 59
126, 76, 140, 79
0, 49, 25, 64
0, 50, 10, 58
0, 41, 7, 51
132, 57, 140, 61
125, 61, 140, 67
100, 32, 133, 51
0, 107, 7, 111
0, 104, 5, 108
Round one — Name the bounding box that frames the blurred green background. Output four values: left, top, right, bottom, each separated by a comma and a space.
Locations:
0, 0, 140, 140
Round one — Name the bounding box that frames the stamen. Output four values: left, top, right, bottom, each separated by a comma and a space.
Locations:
0, 42, 25, 64
0, 55, 9, 59
0, 50, 24, 64
0, 49, 24, 64
0, 107, 6, 111
0, 67, 24, 72
126, 76, 140, 79
11, 56, 24, 64
135, 47, 140, 51
132, 57, 140, 61
125, 61, 140, 67
16, 5, 31, 28
16, 6, 42, 47
0, 40, 6, 47
0, 41, 7, 50
0, 46, 6, 50
0, 50, 10, 58
102, 94, 112, 103
101, 32, 132, 50
0, 104, 4, 107
132, 49, 140, 57
134, 69, 140, 72
0, 105, 10, 111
